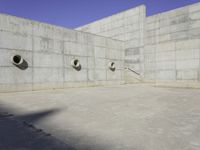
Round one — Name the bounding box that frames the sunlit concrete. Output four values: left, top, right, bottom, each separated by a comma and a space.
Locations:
0, 84, 200, 150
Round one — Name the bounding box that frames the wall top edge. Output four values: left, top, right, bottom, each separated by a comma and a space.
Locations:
146, 1, 200, 20
75, 4, 146, 29
76, 1, 200, 28
0, 13, 124, 43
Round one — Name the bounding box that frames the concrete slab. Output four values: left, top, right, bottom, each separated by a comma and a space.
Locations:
0, 112, 76, 150
0, 84, 200, 150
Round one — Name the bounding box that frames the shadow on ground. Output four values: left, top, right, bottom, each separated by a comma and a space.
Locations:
0, 104, 115, 150
0, 106, 77, 150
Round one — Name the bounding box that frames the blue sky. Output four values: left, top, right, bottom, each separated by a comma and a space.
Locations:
0, 0, 199, 28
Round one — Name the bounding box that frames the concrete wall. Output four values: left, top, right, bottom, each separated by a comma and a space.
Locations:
0, 13, 124, 92
144, 2, 200, 87
1, 2, 200, 91
77, 2, 200, 88
76, 5, 146, 83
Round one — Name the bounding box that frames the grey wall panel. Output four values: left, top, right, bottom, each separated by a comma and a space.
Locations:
76, 5, 145, 82
0, 13, 124, 92
144, 2, 200, 86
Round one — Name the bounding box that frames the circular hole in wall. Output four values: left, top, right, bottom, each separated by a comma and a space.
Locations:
74, 59, 79, 67
71, 59, 81, 71
11, 55, 28, 70
111, 62, 114, 67
108, 62, 116, 71
12, 55, 23, 65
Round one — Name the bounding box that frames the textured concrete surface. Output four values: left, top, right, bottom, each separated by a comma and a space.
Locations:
0, 84, 200, 150
0, 2, 200, 92
144, 2, 200, 87
76, 5, 146, 81
77, 2, 200, 87
0, 13, 124, 92
0, 112, 76, 150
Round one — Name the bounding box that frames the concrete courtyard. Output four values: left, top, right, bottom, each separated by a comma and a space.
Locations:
0, 84, 200, 150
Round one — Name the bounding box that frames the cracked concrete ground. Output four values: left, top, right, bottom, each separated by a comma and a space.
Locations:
0, 84, 200, 150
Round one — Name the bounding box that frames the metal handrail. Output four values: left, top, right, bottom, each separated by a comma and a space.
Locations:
125, 67, 140, 76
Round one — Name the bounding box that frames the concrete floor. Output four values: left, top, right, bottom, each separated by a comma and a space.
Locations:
0, 84, 200, 150
0, 112, 76, 150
